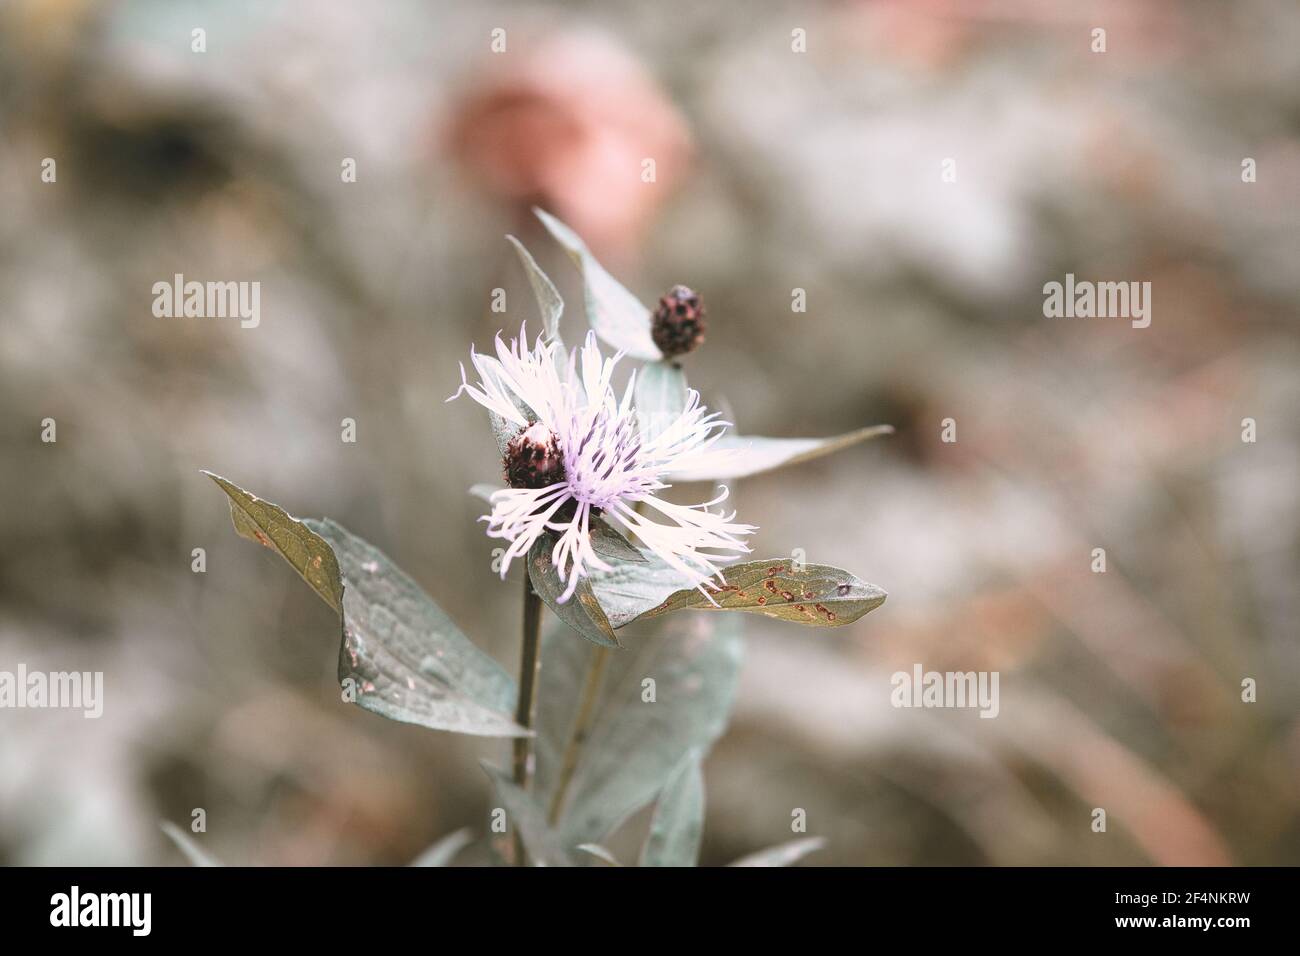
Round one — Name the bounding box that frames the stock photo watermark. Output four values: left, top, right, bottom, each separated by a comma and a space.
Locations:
891, 664, 1000, 719
0, 664, 104, 718
1042, 273, 1151, 329
50, 887, 151, 936
151, 274, 260, 328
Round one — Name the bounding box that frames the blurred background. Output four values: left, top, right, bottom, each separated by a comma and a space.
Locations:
1, 0, 1297, 866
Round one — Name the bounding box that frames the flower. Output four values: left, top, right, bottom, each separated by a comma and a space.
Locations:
449, 326, 755, 602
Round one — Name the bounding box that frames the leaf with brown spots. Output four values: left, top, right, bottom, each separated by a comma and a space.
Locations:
640, 560, 886, 627
587, 552, 699, 628
205, 471, 343, 613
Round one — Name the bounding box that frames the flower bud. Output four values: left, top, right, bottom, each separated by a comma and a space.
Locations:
651, 285, 706, 358
504, 422, 565, 489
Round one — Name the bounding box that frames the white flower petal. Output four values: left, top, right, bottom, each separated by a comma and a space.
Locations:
451, 325, 757, 601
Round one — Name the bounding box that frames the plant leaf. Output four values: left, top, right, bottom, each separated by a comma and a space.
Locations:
587, 553, 699, 628
489, 411, 520, 457
575, 844, 624, 866
666, 425, 894, 482
309, 518, 527, 737
535, 614, 743, 847
589, 517, 647, 564
641, 559, 886, 628
534, 207, 661, 360
206, 473, 526, 738
481, 763, 573, 866
639, 750, 705, 867
472, 237, 563, 452
409, 827, 474, 867
527, 532, 620, 648
506, 235, 563, 343
728, 836, 827, 867
204, 472, 344, 613
634, 361, 688, 443
160, 822, 223, 867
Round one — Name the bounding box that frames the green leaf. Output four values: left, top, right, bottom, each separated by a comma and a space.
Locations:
589, 517, 647, 564
527, 532, 620, 648
728, 836, 826, 867
639, 750, 705, 867
575, 844, 623, 866
206, 474, 526, 738
535, 614, 743, 847
534, 207, 661, 360
505, 235, 563, 343
160, 822, 223, 867
471, 238, 562, 453
634, 361, 688, 444
309, 518, 527, 737
641, 559, 886, 628
204, 471, 344, 614
410, 828, 474, 867
587, 553, 699, 629
490, 411, 521, 457
481, 763, 573, 866
666, 425, 894, 481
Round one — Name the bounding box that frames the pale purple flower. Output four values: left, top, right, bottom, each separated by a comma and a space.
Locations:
450, 326, 755, 602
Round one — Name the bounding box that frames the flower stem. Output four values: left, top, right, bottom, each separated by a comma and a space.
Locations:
512, 575, 544, 866
547, 644, 611, 825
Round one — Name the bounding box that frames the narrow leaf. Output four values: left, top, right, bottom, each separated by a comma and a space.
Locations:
410, 827, 474, 867
506, 235, 563, 342
482, 763, 573, 866
527, 532, 620, 648
575, 844, 624, 867
729, 836, 826, 867
666, 425, 894, 481
639, 750, 705, 867
641, 559, 886, 628
534, 207, 661, 360
160, 822, 222, 867
490, 411, 520, 457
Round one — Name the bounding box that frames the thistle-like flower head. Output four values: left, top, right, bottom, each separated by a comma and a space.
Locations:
450, 326, 754, 602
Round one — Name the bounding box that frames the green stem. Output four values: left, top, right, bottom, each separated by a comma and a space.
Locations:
547, 644, 612, 825
512, 575, 544, 865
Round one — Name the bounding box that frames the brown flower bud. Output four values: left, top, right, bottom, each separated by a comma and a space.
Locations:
651, 285, 706, 358
504, 422, 565, 489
